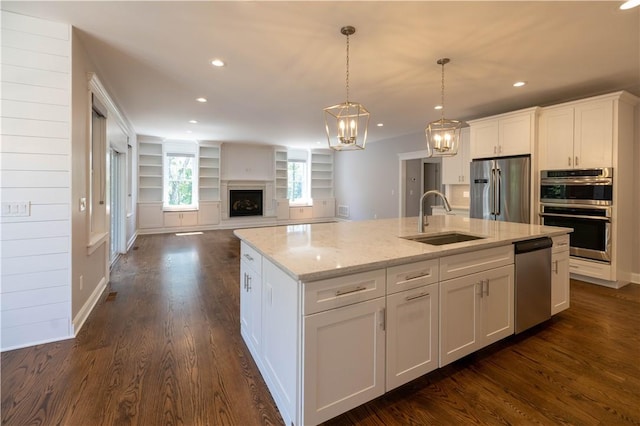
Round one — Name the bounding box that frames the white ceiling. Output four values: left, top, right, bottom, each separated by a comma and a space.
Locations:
3, 1, 639, 148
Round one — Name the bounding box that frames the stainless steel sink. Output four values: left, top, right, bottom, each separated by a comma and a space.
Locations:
403, 232, 486, 246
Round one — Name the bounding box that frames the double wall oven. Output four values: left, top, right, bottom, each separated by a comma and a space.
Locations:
539, 168, 612, 263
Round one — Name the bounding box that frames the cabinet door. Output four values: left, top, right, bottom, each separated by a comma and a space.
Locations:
163, 212, 182, 227
181, 211, 198, 227
439, 275, 480, 367
303, 297, 386, 425
386, 284, 439, 391
240, 261, 262, 358
551, 250, 570, 314
574, 99, 613, 168
538, 107, 575, 170
499, 113, 532, 157
275, 199, 289, 220
198, 202, 220, 225
137, 203, 163, 229
470, 120, 499, 159
441, 147, 463, 184
480, 265, 514, 346
460, 129, 471, 183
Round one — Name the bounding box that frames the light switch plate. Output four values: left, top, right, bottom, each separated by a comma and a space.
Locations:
80, 198, 86, 212
1, 201, 31, 217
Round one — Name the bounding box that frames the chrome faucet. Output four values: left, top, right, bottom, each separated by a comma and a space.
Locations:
418, 190, 452, 232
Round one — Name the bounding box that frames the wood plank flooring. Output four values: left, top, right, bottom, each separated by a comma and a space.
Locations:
2, 230, 639, 425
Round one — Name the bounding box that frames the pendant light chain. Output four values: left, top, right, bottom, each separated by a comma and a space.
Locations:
440, 60, 445, 123
345, 32, 350, 104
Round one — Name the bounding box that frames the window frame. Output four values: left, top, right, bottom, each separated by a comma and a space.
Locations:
162, 142, 199, 211
287, 158, 310, 205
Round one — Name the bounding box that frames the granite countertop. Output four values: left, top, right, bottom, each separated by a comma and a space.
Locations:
234, 216, 572, 282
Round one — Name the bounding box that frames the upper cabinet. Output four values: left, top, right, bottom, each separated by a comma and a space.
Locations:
469, 107, 538, 160
441, 127, 470, 185
538, 97, 614, 170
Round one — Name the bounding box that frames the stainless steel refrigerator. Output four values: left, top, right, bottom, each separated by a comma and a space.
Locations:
470, 155, 530, 224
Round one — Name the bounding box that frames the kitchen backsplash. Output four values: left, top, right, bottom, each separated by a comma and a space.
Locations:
447, 184, 470, 207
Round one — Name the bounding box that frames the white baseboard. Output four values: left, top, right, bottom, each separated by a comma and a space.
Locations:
631, 272, 640, 284
72, 277, 107, 336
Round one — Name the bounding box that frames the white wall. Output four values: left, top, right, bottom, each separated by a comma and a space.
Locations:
334, 132, 426, 221
633, 105, 640, 283
1, 11, 73, 350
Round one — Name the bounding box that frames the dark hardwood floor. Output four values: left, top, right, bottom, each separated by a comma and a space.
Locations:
2, 230, 639, 425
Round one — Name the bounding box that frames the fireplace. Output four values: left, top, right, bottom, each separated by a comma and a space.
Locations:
229, 189, 263, 217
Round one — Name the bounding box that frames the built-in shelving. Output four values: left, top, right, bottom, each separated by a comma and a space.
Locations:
138, 141, 163, 203
199, 143, 221, 201
311, 150, 334, 199
275, 149, 288, 199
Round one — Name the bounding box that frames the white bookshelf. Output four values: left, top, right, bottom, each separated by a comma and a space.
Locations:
275, 149, 288, 199
138, 141, 163, 203
199, 143, 221, 201
310, 150, 334, 199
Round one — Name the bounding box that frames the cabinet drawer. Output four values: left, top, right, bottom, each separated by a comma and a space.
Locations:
303, 269, 386, 315
386, 259, 439, 294
440, 245, 514, 281
241, 242, 262, 273
552, 234, 570, 254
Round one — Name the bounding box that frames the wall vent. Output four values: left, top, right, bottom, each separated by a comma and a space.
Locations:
337, 205, 350, 218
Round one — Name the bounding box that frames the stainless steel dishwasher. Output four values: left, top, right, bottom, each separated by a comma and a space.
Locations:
514, 237, 553, 333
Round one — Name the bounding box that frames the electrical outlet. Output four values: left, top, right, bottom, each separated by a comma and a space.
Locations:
463, 191, 470, 198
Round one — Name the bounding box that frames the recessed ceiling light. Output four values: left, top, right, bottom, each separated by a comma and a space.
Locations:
434, 105, 443, 110
196, 97, 207, 103
186, 130, 193, 134
189, 120, 198, 124
211, 59, 225, 67
513, 81, 527, 87
377, 123, 384, 127
620, 0, 640, 10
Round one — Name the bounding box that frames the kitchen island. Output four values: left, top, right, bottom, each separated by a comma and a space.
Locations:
234, 216, 571, 426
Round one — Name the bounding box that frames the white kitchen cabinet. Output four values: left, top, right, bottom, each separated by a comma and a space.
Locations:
240, 242, 263, 360
386, 283, 439, 391
163, 211, 198, 227
137, 202, 163, 229
469, 108, 537, 160
538, 98, 613, 170
551, 235, 570, 315
312, 198, 335, 218
197, 202, 220, 226
303, 297, 386, 425
289, 206, 312, 220
441, 127, 471, 184
439, 246, 514, 368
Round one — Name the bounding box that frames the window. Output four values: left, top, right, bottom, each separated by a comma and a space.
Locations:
163, 142, 198, 210
287, 159, 309, 204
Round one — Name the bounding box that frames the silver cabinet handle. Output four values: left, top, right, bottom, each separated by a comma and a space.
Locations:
244, 254, 254, 261
568, 156, 572, 166
246, 274, 252, 291
379, 308, 386, 331
478, 281, 484, 298
553, 260, 558, 274
575, 156, 579, 166
485, 279, 489, 296
405, 291, 430, 301
404, 271, 431, 281
335, 285, 367, 297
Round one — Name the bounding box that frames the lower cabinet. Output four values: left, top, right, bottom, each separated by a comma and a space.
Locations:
164, 211, 198, 227
312, 198, 335, 218
551, 235, 570, 314
303, 297, 386, 425
197, 202, 220, 226
137, 203, 163, 229
275, 199, 289, 220
240, 244, 262, 359
439, 264, 514, 367
386, 283, 439, 391
289, 206, 312, 220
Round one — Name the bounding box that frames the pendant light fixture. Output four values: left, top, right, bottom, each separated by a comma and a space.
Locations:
425, 58, 462, 157
324, 26, 370, 151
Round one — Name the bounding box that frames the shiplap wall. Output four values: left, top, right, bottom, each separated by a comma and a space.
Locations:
1, 11, 73, 350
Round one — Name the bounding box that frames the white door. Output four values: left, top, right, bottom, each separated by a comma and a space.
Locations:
386, 284, 439, 391
538, 107, 575, 170
303, 297, 385, 425
574, 99, 614, 168
551, 251, 570, 314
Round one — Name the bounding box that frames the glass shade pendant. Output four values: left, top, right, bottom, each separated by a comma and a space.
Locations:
324, 26, 370, 151
425, 58, 461, 157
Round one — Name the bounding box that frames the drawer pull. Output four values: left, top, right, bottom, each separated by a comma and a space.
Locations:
404, 271, 430, 281
405, 291, 429, 301
244, 254, 254, 261
335, 286, 367, 297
